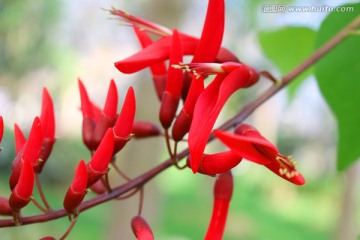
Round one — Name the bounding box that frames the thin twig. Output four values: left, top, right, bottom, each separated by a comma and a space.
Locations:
35, 174, 52, 212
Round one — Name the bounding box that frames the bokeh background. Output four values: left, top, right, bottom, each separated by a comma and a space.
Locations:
0, 0, 359, 239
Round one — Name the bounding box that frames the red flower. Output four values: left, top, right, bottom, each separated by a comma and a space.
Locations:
204, 171, 233, 240
131, 121, 161, 139
131, 215, 154, 240
188, 65, 259, 173
9, 158, 35, 211
0, 116, 3, 144
113, 0, 231, 74
214, 124, 305, 185
63, 160, 88, 213
86, 128, 115, 187
159, 30, 183, 129
14, 124, 26, 154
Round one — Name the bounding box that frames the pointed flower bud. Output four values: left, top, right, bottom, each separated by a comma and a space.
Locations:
113, 87, 136, 154
0, 197, 13, 216
131, 215, 155, 240
87, 128, 114, 187
63, 160, 88, 213
92, 80, 118, 148
214, 124, 305, 185
0, 116, 3, 144
14, 124, 26, 154
159, 30, 183, 129
89, 179, 106, 195
188, 151, 242, 175
38, 87, 56, 173
9, 158, 35, 211
204, 171, 233, 240
132, 121, 161, 139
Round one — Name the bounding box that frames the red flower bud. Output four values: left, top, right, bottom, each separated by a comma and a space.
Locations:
132, 121, 161, 139
63, 160, 88, 213
9, 158, 35, 211
0, 116, 3, 143
204, 171, 233, 240
131, 216, 154, 240
159, 30, 183, 129
9, 117, 43, 190
92, 80, 119, 148
89, 179, 106, 195
113, 87, 136, 154
39, 237, 56, 240
87, 128, 114, 187
0, 197, 13, 216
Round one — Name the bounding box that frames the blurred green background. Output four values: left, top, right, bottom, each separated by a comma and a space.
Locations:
0, 0, 359, 239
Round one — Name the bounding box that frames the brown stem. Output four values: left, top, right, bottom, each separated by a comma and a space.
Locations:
35, 174, 52, 212
111, 162, 131, 181
31, 197, 47, 213
0, 13, 359, 229
59, 215, 78, 240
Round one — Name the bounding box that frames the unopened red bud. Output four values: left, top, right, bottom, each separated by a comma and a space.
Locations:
171, 108, 192, 142
0, 197, 13, 216
64, 160, 88, 213
89, 179, 106, 195
131, 215, 154, 240
132, 121, 161, 138
204, 171, 233, 240
39, 237, 56, 240
92, 80, 118, 148
14, 124, 26, 154
0, 116, 3, 143
159, 91, 180, 129
9, 158, 35, 211
87, 128, 114, 187
113, 87, 136, 154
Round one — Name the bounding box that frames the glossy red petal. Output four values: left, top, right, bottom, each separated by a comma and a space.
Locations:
113, 87, 136, 139
0, 197, 13, 216
78, 79, 93, 118
103, 80, 118, 118
189, 67, 250, 173
132, 121, 161, 139
115, 34, 198, 74
166, 30, 183, 97
216, 47, 240, 63
71, 160, 88, 193
9, 158, 34, 211
192, 0, 225, 63
14, 124, 26, 154
264, 160, 306, 186
22, 117, 43, 166
213, 130, 276, 165
197, 151, 242, 175
40, 87, 55, 140
89, 128, 115, 173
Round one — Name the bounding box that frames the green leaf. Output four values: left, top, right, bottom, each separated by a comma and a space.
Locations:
258, 27, 316, 99
314, 3, 360, 171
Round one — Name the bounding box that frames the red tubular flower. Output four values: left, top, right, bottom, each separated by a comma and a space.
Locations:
133, 27, 167, 101
159, 30, 183, 129
92, 80, 119, 148
131, 215, 154, 240
188, 66, 258, 173
9, 117, 43, 190
0, 197, 13, 216
188, 151, 242, 175
132, 121, 161, 139
9, 158, 35, 211
37, 87, 56, 173
113, 87, 136, 154
63, 160, 88, 213
79, 79, 97, 151
14, 124, 26, 154
204, 171, 233, 240
86, 128, 114, 187
172, 75, 204, 142
214, 124, 305, 185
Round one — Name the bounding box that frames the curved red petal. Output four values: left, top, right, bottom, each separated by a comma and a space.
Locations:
71, 160, 88, 193
0, 116, 3, 143
14, 124, 26, 154
14, 158, 35, 199
22, 117, 43, 166
192, 0, 225, 63
198, 151, 242, 175
78, 79, 93, 118
40, 87, 55, 140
